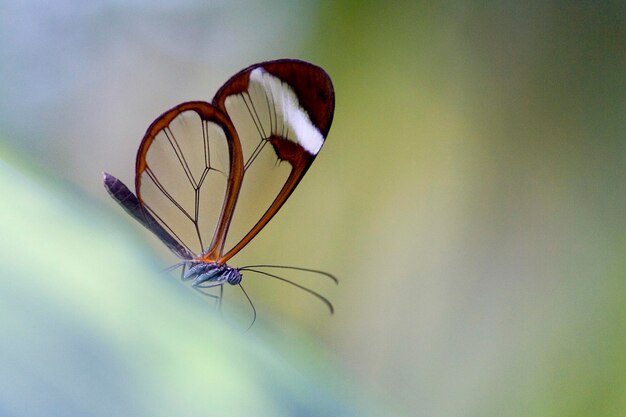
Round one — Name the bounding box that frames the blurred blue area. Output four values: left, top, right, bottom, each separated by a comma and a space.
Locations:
0, 0, 318, 172
0, 150, 378, 417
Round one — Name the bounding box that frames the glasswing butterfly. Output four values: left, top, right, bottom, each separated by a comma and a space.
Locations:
103, 59, 336, 324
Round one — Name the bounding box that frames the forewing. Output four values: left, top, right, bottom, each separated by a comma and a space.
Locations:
211, 59, 335, 262
135, 101, 243, 259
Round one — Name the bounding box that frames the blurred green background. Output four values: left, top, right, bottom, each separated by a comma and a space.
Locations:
1, 1, 624, 416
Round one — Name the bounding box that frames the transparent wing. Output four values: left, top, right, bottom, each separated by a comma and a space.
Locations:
135, 101, 243, 259
211, 59, 335, 262
103, 172, 194, 260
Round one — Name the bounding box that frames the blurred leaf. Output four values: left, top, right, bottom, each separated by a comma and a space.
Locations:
0, 144, 381, 417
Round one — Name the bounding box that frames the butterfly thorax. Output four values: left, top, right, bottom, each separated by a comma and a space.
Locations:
183, 261, 242, 288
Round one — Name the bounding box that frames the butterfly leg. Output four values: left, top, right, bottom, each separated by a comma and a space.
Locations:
192, 284, 224, 310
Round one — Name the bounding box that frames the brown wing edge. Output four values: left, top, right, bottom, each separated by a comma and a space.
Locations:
210, 59, 335, 263
213, 59, 335, 137
133, 101, 245, 262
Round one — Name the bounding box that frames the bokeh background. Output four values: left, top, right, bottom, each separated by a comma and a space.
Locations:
1, 1, 624, 416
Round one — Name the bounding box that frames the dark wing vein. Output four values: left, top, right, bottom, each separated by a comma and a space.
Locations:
243, 91, 267, 138
241, 92, 265, 140
143, 203, 196, 256
164, 127, 197, 188
244, 139, 270, 171
197, 167, 209, 188
202, 120, 210, 168
264, 87, 274, 133
145, 167, 194, 222
193, 187, 204, 251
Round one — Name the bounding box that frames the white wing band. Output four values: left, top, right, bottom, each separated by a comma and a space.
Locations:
249, 68, 324, 155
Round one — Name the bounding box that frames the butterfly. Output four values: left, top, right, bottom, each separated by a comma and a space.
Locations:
103, 59, 336, 323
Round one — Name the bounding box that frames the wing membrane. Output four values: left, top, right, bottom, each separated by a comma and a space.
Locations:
107, 60, 334, 265
135, 101, 243, 259
211, 59, 335, 262
103, 172, 194, 260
